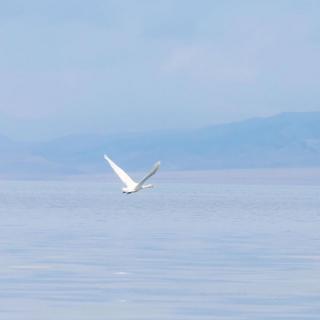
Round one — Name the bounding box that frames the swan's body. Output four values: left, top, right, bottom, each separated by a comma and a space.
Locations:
104, 155, 160, 194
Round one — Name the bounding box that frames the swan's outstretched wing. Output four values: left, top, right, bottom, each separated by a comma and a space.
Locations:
104, 155, 136, 187
137, 161, 160, 187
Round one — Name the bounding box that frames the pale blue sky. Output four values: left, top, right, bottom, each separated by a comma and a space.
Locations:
0, 0, 319, 140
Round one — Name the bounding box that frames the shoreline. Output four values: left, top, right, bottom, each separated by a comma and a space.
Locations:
0, 167, 320, 185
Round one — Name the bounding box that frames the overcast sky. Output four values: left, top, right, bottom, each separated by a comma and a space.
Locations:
0, 0, 319, 140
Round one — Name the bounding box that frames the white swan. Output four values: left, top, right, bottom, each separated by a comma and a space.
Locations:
104, 155, 160, 194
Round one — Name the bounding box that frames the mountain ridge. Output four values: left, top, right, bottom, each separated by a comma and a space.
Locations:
0, 112, 319, 177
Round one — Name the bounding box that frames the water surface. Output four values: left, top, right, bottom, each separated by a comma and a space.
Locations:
0, 177, 319, 319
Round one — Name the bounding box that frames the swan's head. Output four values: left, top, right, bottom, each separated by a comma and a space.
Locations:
122, 186, 135, 193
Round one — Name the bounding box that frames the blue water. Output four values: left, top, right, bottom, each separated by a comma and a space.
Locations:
0, 179, 319, 319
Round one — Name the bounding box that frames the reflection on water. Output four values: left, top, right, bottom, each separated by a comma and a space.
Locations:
0, 179, 319, 319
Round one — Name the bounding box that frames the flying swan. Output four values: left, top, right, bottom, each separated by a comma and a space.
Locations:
104, 155, 160, 194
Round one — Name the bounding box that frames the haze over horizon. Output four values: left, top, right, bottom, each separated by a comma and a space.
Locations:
0, 111, 318, 177
1, 1, 320, 140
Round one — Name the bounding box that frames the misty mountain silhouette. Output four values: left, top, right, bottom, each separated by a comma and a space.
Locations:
0, 112, 320, 177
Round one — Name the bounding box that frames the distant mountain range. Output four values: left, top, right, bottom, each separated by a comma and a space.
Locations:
1, 112, 320, 177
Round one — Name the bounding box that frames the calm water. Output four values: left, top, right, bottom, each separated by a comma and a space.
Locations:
0, 178, 319, 319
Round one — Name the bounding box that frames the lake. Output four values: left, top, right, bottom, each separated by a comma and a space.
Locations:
0, 175, 319, 319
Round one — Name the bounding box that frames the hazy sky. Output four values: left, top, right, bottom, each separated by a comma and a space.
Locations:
0, 0, 319, 140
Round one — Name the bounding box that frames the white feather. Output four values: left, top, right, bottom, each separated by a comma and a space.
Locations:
104, 155, 136, 188
104, 155, 160, 194
137, 161, 161, 187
